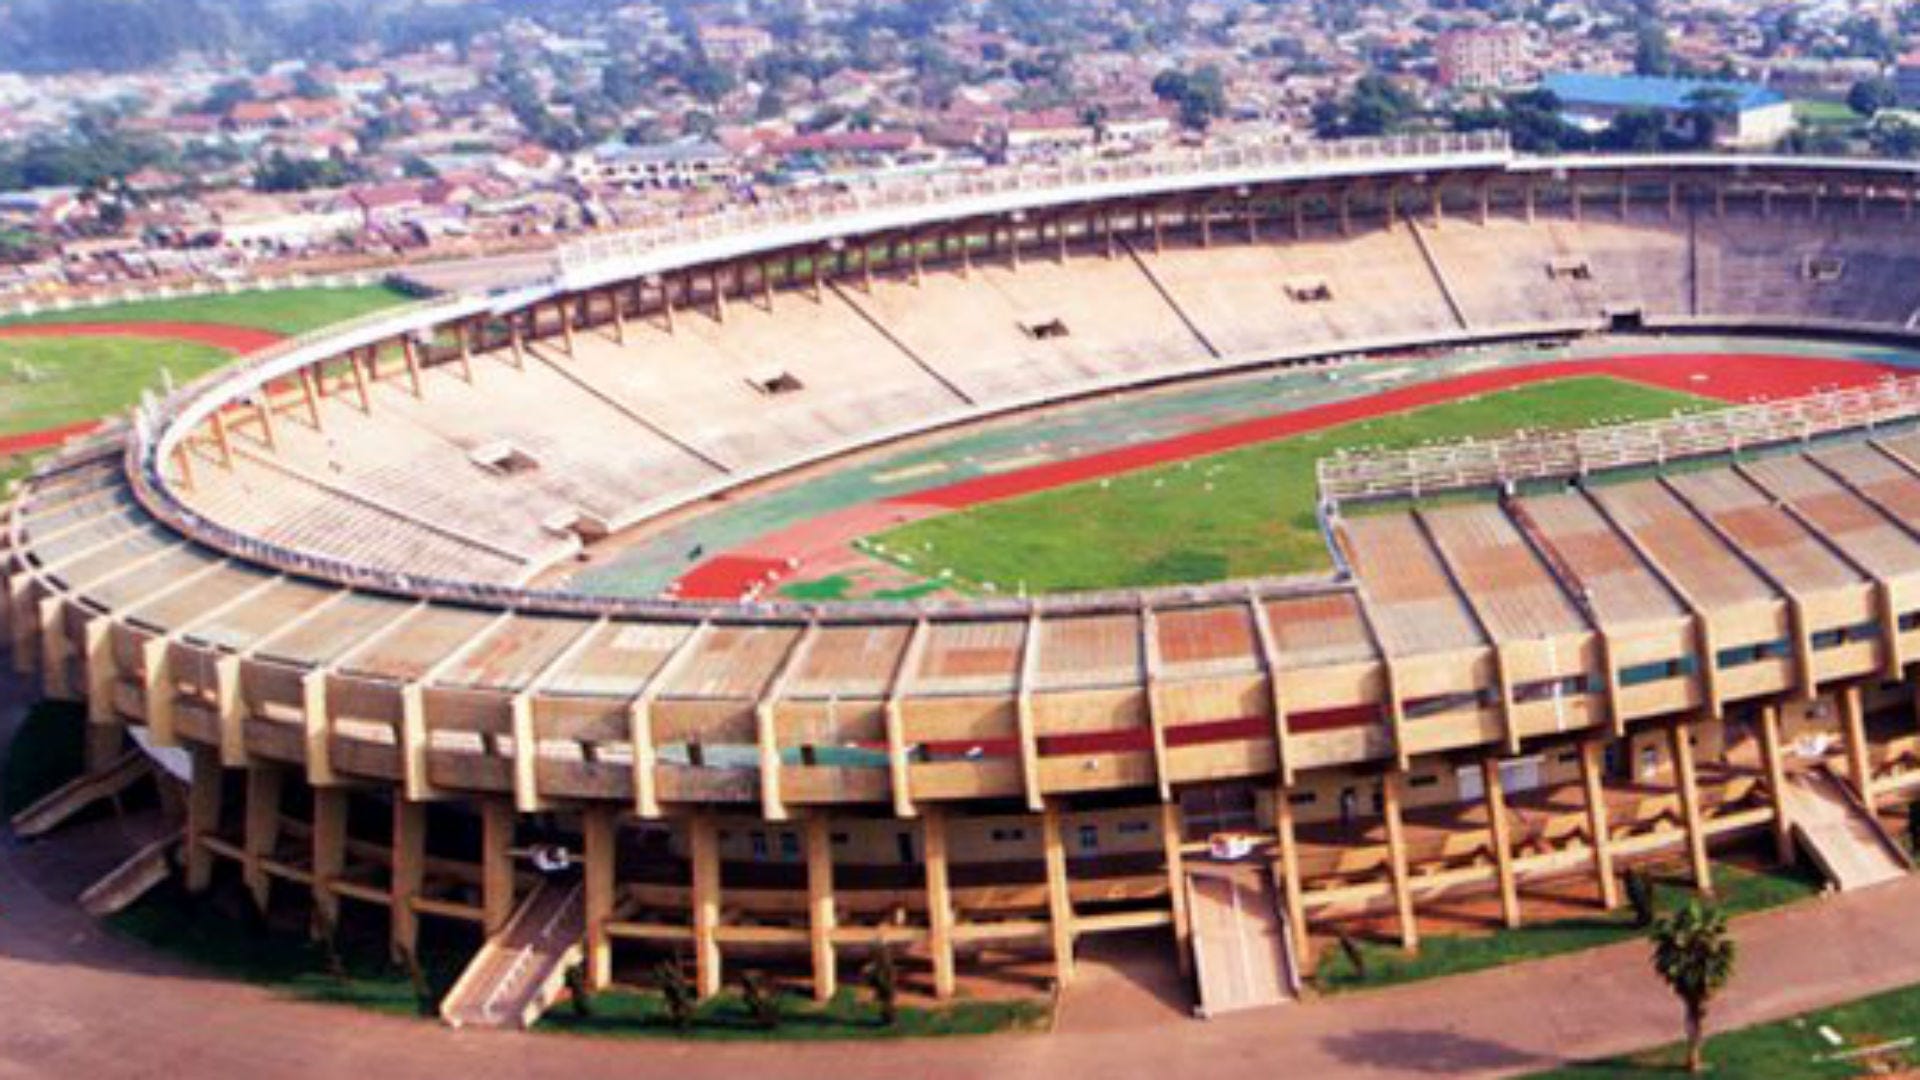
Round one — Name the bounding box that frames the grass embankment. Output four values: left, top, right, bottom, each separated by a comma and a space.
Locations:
0, 283, 416, 335
1315, 858, 1823, 994
542, 987, 1044, 1041
872, 376, 1710, 594
1537, 978, 1920, 1078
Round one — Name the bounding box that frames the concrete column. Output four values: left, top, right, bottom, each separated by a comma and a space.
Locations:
311, 786, 347, 934
1481, 757, 1520, 929
582, 805, 615, 989
1381, 771, 1418, 953
1756, 704, 1795, 865
390, 799, 427, 960
559, 298, 576, 355
805, 814, 836, 1002
1042, 802, 1075, 986
690, 813, 722, 998
82, 617, 121, 770
481, 800, 516, 935
1162, 800, 1192, 976
923, 808, 956, 1000
184, 743, 221, 893
1669, 722, 1713, 895
242, 764, 284, 913
1273, 786, 1311, 976
1578, 738, 1619, 910
1841, 684, 1874, 808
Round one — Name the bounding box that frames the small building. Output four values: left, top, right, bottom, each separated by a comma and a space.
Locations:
1436, 27, 1533, 90
1541, 72, 1794, 149
1897, 51, 1920, 107
571, 140, 739, 191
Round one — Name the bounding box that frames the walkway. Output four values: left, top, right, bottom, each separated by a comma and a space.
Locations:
5, 665, 1920, 1078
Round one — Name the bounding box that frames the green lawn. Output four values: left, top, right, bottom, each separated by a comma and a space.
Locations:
0, 283, 415, 336
1315, 858, 1823, 994
1537, 978, 1920, 1078
542, 986, 1044, 1041
869, 376, 1711, 594
1794, 99, 1865, 128
0, 334, 232, 436
1, 700, 87, 816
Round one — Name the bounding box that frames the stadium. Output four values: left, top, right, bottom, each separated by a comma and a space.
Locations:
11, 131, 1920, 1028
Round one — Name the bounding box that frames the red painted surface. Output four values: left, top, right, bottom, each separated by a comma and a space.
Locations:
0, 420, 100, 457
670, 554, 792, 600
663, 352, 1912, 599
0, 321, 283, 352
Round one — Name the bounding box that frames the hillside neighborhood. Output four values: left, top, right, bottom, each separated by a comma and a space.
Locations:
4, 0, 1920, 298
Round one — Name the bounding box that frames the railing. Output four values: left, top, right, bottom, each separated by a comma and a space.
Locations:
1317, 375, 1920, 503
556, 131, 1514, 281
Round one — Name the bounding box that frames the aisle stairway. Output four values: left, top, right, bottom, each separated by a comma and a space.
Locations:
440, 880, 586, 1030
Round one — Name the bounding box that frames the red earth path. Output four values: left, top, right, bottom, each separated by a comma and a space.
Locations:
0, 321, 285, 457
671, 352, 1911, 599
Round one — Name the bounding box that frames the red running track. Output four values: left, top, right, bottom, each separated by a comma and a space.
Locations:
669, 352, 1910, 598
0, 321, 283, 352
892, 353, 1907, 511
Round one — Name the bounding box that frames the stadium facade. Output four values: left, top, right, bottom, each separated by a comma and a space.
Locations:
10, 133, 1920, 1021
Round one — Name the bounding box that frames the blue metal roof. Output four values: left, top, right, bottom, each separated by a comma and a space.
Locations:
1542, 72, 1786, 113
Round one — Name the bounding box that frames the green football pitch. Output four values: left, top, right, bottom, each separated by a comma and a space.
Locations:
0, 283, 414, 335
866, 375, 1711, 595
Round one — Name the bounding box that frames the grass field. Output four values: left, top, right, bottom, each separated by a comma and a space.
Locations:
0, 283, 414, 336
1793, 99, 1864, 129
0, 334, 232, 437
1315, 858, 1821, 994
1536, 978, 1920, 1078
869, 376, 1711, 594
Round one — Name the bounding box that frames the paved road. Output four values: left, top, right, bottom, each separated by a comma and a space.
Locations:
4, 664, 1917, 1079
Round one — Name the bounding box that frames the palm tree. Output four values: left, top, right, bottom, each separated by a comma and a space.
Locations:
1651, 900, 1737, 1073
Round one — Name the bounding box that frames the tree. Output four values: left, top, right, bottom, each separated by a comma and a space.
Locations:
654, 958, 697, 1030
1634, 21, 1674, 77
1684, 86, 1741, 149
865, 944, 899, 1027
1850, 78, 1898, 117
1651, 901, 1736, 1074
1152, 66, 1228, 131
739, 970, 781, 1030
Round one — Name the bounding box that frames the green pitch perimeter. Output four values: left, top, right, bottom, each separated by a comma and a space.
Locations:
0, 283, 413, 335
860, 376, 1710, 596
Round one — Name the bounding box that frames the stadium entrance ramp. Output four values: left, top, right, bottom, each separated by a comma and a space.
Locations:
1183, 860, 1299, 1018
440, 879, 586, 1030
1783, 769, 1910, 892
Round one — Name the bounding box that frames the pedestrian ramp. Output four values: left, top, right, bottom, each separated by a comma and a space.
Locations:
440, 879, 585, 1030
1184, 866, 1298, 1018
9, 750, 150, 840
79, 830, 181, 917
1784, 769, 1910, 892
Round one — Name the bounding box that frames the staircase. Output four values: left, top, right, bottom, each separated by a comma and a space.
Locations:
1783, 769, 1910, 892
9, 751, 151, 840
440, 879, 586, 1030
79, 830, 181, 916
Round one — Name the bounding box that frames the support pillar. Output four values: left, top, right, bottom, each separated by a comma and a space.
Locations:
923, 808, 956, 1000
1841, 684, 1874, 808
311, 786, 347, 936
1381, 770, 1418, 953
690, 813, 722, 998
1670, 722, 1713, 895
1273, 787, 1310, 975
1578, 738, 1619, 909
1042, 802, 1075, 986
184, 743, 221, 893
1481, 757, 1520, 929
1757, 704, 1795, 865
582, 805, 615, 989
1162, 800, 1192, 976
481, 800, 516, 935
242, 764, 284, 913
805, 814, 837, 1002
390, 799, 427, 961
